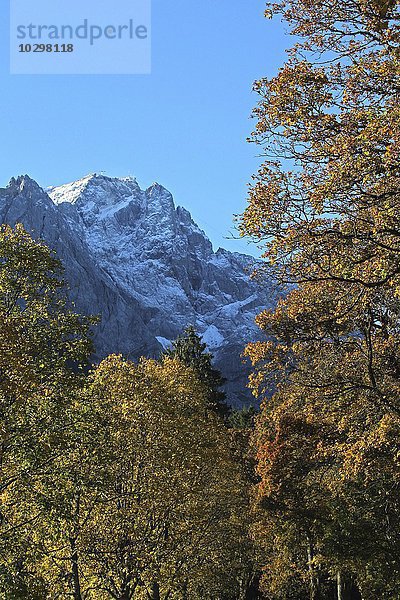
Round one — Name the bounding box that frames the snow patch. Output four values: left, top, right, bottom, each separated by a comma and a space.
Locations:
202, 325, 225, 349
156, 336, 172, 350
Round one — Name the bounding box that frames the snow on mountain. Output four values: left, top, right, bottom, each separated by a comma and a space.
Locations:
0, 173, 277, 407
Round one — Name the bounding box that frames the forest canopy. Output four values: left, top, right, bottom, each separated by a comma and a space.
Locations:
0, 224, 254, 599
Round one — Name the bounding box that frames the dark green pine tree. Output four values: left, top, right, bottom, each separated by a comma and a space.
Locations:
163, 326, 230, 420
228, 405, 257, 430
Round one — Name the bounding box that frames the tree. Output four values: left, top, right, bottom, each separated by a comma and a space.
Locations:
229, 406, 257, 430
228, 406, 264, 600
0, 224, 94, 596
163, 326, 230, 420
249, 365, 400, 599
241, 0, 400, 294
78, 355, 252, 599
0, 226, 254, 599
239, 1, 400, 598
17, 354, 252, 599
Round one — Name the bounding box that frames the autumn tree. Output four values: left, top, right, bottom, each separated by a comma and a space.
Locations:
75, 355, 251, 600
240, 1, 400, 598
242, 0, 400, 294
0, 227, 253, 599
0, 224, 94, 596
17, 354, 252, 599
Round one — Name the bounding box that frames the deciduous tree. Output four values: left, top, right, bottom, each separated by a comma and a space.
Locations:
240, 1, 400, 597
0, 224, 94, 596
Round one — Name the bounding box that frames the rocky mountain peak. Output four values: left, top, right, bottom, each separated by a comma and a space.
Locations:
0, 173, 275, 407
48, 173, 141, 209
7, 175, 43, 197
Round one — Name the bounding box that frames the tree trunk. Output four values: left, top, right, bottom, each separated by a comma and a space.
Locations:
337, 571, 362, 600
119, 584, 135, 600
244, 573, 262, 599
306, 535, 321, 600
149, 582, 160, 600
181, 579, 188, 600
70, 537, 82, 600
337, 571, 344, 600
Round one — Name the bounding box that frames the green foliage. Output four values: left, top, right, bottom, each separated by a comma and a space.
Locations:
229, 406, 257, 430
163, 326, 230, 420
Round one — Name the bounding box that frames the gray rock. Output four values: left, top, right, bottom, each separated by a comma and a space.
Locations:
0, 173, 277, 407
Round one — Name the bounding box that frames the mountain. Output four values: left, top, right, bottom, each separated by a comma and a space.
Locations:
0, 173, 277, 407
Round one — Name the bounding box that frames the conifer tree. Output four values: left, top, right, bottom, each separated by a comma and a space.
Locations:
163, 326, 230, 419
229, 405, 257, 430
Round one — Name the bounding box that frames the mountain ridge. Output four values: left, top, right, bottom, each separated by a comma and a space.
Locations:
0, 173, 276, 407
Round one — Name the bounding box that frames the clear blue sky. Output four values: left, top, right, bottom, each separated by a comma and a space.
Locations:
0, 0, 288, 255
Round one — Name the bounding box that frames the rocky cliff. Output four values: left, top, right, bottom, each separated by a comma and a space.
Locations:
0, 174, 276, 406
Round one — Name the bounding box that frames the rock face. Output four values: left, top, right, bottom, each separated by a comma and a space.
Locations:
0, 174, 276, 407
